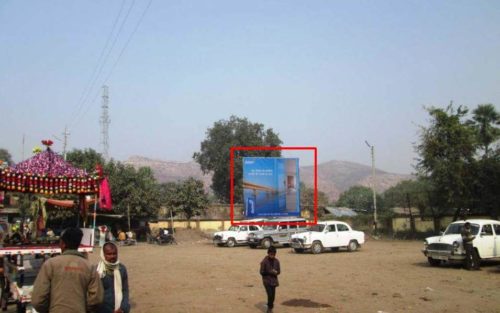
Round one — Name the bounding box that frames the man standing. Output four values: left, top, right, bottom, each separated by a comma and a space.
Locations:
32, 227, 103, 313
461, 222, 480, 270
260, 246, 280, 313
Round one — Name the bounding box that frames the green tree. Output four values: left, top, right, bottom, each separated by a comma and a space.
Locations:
469, 104, 500, 218
335, 186, 381, 212
299, 182, 329, 209
470, 104, 500, 158
66, 148, 105, 173
0, 148, 13, 165
105, 160, 161, 218
162, 178, 209, 221
416, 104, 476, 225
382, 179, 430, 213
193, 116, 282, 203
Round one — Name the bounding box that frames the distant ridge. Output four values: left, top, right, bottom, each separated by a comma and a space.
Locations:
125, 156, 412, 202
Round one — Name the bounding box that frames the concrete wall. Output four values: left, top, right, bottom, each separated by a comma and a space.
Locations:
392, 215, 493, 233
149, 219, 232, 233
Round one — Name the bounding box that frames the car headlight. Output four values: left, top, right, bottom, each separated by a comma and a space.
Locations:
453, 241, 459, 250
424, 240, 428, 248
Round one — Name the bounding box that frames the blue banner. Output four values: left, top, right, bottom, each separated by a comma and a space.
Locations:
243, 157, 300, 217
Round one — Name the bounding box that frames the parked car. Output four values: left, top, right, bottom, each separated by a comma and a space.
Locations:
247, 217, 307, 249
213, 219, 265, 247
290, 220, 365, 254
422, 219, 500, 266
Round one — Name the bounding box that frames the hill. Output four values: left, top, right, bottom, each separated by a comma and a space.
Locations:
124, 156, 412, 202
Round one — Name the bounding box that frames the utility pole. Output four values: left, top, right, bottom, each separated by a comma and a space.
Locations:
62, 126, 70, 160
100, 85, 110, 160
365, 141, 378, 231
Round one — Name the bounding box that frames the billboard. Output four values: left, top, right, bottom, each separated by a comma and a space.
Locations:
243, 157, 300, 217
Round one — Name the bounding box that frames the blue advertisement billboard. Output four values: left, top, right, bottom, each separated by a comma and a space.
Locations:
243, 157, 300, 217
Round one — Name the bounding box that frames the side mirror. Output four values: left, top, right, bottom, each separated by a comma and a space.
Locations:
440, 231, 444, 235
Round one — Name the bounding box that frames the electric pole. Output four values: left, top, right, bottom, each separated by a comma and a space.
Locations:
365, 141, 378, 231
100, 85, 110, 161
62, 126, 70, 160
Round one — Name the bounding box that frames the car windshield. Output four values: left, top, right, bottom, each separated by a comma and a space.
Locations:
307, 224, 325, 232
444, 223, 479, 235
228, 226, 238, 231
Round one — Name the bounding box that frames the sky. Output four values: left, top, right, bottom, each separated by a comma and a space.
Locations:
1, 1, 499, 174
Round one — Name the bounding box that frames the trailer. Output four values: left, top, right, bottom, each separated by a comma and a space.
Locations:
0, 141, 103, 313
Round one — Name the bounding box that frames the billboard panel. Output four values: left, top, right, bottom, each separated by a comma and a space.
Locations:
243, 157, 300, 217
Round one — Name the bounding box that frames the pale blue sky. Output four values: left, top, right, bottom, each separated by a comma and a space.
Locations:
1, 1, 499, 174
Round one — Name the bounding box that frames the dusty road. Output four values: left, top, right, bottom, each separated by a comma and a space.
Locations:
83, 230, 500, 313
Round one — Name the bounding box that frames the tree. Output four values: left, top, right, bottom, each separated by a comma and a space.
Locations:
0, 148, 13, 165
162, 178, 209, 221
299, 182, 329, 209
105, 160, 161, 218
468, 105, 500, 218
66, 148, 105, 173
193, 116, 282, 203
416, 104, 476, 225
470, 104, 500, 158
382, 179, 430, 213
335, 186, 381, 212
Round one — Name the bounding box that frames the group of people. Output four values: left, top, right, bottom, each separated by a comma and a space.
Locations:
31, 227, 130, 313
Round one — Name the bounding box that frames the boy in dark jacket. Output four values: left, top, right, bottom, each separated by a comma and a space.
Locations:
260, 246, 280, 313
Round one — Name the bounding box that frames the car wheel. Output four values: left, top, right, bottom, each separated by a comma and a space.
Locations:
348, 240, 358, 252
227, 238, 236, 248
294, 248, 304, 253
311, 241, 323, 254
249, 244, 257, 249
428, 257, 441, 267
262, 238, 272, 249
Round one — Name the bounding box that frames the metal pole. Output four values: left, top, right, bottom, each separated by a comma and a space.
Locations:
92, 194, 98, 245
127, 204, 131, 232
365, 141, 378, 229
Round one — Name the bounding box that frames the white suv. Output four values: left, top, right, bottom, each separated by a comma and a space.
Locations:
290, 220, 365, 254
422, 219, 500, 266
213, 221, 264, 247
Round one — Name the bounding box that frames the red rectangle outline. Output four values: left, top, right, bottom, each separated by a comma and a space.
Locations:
230, 146, 318, 226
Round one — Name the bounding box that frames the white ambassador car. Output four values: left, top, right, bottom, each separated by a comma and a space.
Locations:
290, 221, 365, 254
422, 219, 500, 266
213, 220, 265, 247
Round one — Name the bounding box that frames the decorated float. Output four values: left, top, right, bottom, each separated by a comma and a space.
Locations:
0, 140, 105, 313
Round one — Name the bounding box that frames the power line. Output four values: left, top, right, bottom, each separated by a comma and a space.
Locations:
68, 0, 126, 126
71, 0, 137, 128
72, 0, 153, 129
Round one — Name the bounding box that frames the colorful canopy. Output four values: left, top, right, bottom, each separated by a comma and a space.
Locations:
0, 148, 101, 195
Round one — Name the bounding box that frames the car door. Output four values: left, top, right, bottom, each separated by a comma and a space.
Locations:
493, 224, 500, 257
237, 226, 248, 242
336, 223, 352, 246
477, 224, 495, 258
323, 224, 339, 247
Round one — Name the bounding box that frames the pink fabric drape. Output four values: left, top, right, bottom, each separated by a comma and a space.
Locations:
99, 177, 112, 211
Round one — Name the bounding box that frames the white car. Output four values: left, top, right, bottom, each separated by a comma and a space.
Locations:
213, 221, 264, 247
422, 219, 500, 266
290, 221, 365, 254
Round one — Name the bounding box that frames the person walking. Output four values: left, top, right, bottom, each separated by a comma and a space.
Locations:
260, 246, 280, 313
97, 242, 130, 313
461, 222, 480, 270
32, 227, 103, 313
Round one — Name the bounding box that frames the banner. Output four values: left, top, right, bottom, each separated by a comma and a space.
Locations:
99, 177, 113, 211
243, 157, 300, 217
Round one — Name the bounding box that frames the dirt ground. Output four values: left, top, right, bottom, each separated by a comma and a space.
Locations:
20, 229, 500, 313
